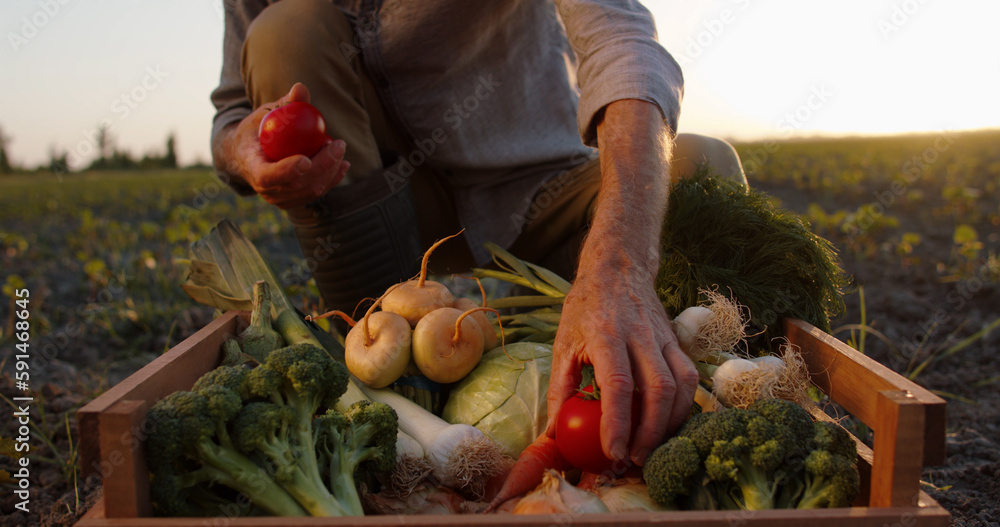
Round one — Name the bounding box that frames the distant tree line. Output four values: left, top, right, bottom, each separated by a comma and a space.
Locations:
0, 123, 207, 176
84, 124, 178, 171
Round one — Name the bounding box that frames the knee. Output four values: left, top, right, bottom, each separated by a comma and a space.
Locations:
246, 0, 352, 59
670, 133, 748, 186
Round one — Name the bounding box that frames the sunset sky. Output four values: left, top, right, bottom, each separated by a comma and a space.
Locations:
2, 0, 998, 170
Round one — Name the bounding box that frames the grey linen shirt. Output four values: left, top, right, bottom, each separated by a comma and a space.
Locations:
211, 0, 683, 264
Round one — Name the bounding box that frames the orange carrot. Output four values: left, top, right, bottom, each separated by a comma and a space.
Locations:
484, 434, 571, 512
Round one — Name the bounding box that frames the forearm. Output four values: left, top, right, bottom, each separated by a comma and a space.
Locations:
548, 101, 695, 466
212, 121, 256, 195
582, 99, 672, 277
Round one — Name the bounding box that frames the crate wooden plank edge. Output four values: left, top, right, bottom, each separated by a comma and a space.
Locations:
782, 318, 947, 466
75, 492, 951, 527
74, 314, 952, 526
77, 310, 244, 481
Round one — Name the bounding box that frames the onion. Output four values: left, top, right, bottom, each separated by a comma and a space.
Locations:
512, 470, 609, 515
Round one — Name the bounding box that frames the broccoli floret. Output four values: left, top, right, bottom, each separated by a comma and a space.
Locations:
145, 390, 308, 517
646, 399, 858, 511
643, 436, 706, 508
811, 421, 858, 461
192, 364, 249, 394
748, 398, 816, 452
313, 400, 398, 516
237, 343, 354, 516
243, 343, 349, 425
796, 449, 860, 508
777, 420, 859, 508
682, 408, 754, 458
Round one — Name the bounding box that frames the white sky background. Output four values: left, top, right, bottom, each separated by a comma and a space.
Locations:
1, 0, 999, 169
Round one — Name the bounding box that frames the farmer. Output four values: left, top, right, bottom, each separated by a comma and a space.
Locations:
210, 0, 746, 469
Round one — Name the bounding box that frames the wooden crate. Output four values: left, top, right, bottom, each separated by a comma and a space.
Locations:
74, 314, 951, 526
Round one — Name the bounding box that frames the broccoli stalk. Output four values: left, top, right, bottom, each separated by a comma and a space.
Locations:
313, 401, 398, 516
232, 401, 348, 516
145, 390, 308, 517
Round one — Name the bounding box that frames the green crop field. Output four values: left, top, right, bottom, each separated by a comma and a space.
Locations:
0, 169, 311, 378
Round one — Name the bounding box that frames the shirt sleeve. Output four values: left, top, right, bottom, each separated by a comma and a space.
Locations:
553, 0, 684, 146
209, 0, 269, 152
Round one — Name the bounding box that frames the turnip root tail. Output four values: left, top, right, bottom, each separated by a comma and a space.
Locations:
453, 307, 501, 346
363, 283, 401, 346
417, 230, 463, 287
306, 309, 356, 326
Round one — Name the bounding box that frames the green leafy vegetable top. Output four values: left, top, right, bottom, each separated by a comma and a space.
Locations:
657, 171, 851, 353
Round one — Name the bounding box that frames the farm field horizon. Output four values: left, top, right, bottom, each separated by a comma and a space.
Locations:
1, 130, 999, 526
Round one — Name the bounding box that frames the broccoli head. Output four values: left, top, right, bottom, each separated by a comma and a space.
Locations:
243, 343, 349, 424
643, 436, 707, 508
145, 390, 308, 517
192, 364, 248, 394
645, 399, 859, 511
146, 343, 377, 518
748, 398, 815, 452
811, 421, 858, 461
230, 400, 348, 516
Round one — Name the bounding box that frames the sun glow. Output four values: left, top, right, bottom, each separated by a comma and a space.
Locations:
648, 0, 1000, 141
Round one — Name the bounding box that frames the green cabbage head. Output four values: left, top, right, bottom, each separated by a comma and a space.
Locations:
441, 342, 552, 458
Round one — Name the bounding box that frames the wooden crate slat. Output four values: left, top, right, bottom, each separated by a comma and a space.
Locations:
73, 314, 953, 526
782, 318, 946, 466
75, 494, 951, 527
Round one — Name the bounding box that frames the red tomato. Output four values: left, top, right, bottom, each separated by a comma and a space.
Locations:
258, 101, 329, 161
555, 386, 642, 475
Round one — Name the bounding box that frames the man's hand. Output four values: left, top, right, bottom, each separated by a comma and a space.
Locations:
212, 82, 350, 209
546, 99, 699, 468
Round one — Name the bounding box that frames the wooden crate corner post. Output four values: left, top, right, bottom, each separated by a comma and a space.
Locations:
870, 390, 926, 508
98, 399, 152, 518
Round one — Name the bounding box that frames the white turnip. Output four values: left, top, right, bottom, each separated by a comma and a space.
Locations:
411, 306, 489, 384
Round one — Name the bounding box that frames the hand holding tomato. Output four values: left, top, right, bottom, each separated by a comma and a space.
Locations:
222, 83, 350, 209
